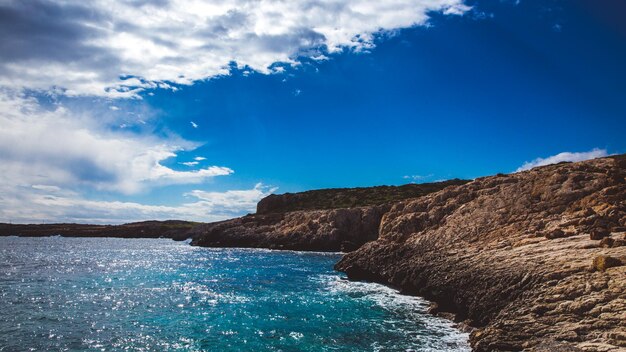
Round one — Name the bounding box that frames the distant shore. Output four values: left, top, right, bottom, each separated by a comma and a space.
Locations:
0, 220, 198, 241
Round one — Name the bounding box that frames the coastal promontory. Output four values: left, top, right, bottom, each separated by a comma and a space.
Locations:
336, 155, 626, 351
189, 180, 467, 251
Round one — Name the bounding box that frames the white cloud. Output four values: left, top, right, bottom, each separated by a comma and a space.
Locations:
0, 183, 276, 224
31, 184, 62, 193
181, 161, 199, 166
194, 156, 207, 161
272, 66, 286, 73
0, 0, 470, 97
515, 148, 609, 172
0, 92, 263, 223
0, 0, 473, 224
185, 183, 278, 214
443, 3, 472, 15
403, 174, 434, 182
0, 91, 232, 195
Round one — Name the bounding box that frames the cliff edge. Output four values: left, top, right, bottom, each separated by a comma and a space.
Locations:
256, 179, 467, 214
191, 180, 467, 251
336, 155, 626, 351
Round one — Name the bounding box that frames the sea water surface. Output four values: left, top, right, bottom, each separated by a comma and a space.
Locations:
0, 237, 469, 351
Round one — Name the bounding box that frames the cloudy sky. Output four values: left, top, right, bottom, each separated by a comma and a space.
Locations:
0, 0, 624, 224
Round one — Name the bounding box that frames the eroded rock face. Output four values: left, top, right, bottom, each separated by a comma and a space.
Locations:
192, 179, 468, 252
190, 205, 389, 251
336, 155, 626, 351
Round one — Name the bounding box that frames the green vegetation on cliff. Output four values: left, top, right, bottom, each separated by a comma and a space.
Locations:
256, 179, 469, 214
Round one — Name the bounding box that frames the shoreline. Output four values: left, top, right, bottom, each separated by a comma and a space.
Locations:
0, 220, 197, 241
2, 155, 625, 351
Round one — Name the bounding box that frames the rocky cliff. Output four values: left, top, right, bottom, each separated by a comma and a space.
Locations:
336, 155, 626, 351
190, 205, 388, 251
190, 180, 466, 252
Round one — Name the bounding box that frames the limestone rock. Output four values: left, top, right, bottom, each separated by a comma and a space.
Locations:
190, 205, 389, 251
336, 154, 626, 351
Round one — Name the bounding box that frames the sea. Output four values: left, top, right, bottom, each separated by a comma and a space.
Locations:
0, 237, 469, 351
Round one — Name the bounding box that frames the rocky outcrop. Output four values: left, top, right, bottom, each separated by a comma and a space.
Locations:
190, 205, 389, 251
192, 180, 467, 252
0, 220, 198, 240
336, 155, 626, 351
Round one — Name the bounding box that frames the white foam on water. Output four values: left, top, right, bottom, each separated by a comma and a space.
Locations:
200, 246, 343, 257
316, 274, 471, 352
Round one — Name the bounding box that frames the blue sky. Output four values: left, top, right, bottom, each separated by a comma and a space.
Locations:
0, 0, 624, 223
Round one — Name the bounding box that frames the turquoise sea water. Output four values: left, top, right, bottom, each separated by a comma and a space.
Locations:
0, 237, 469, 351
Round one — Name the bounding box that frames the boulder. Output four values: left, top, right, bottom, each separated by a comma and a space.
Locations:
599, 237, 614, 248
545, 229, 566, 239
592, 255, 624, 271
590, 227, 610, 240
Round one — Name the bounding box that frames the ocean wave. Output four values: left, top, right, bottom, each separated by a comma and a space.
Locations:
315, 274, 471, 352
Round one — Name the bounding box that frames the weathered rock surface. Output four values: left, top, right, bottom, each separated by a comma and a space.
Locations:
336, 155, 626, 351
190, 205, 389, 251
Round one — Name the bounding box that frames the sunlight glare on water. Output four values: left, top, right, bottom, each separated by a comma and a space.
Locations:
0, 237, 469, 351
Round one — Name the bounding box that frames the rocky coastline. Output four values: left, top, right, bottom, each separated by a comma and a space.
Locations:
189, 180, 467, 251
2, 156, 624, 351
191, 155, 626, 351
336, 155, 626, 351
189, 205, 388, 251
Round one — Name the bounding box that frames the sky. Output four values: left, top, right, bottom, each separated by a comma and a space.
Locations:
0, 0, 624, 224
